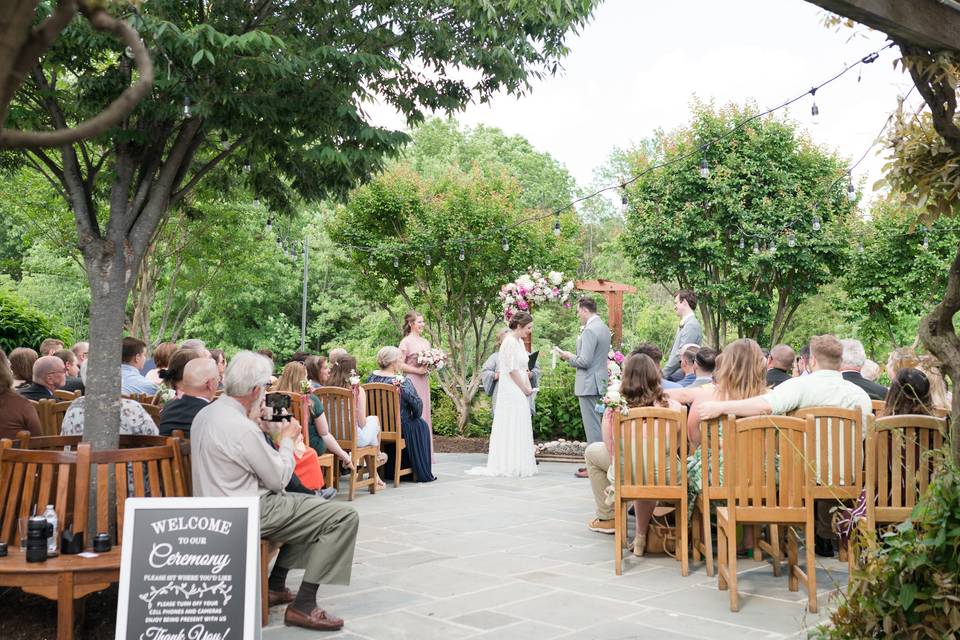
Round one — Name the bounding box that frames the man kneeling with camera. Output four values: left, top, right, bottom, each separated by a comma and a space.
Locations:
192, 350, 358, 632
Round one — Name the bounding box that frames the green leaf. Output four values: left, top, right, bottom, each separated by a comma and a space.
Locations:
900, 583, 917, 610
191, 49, 204, 66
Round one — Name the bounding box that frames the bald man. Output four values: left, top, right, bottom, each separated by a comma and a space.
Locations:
766, 344, 795, 388
158, 357, 219, 437
17, 356, 67, 401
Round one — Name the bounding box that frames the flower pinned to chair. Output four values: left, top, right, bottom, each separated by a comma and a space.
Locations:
349, 370, 361, 386
602, 350, 628, 414
416, 348, 448, 371
499, 268, 575, 321
299, 379, 312, 394
156, 383, 176, 405
393, 371, 406, 387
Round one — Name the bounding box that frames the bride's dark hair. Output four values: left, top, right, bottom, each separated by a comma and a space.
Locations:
508, 312, 533, 330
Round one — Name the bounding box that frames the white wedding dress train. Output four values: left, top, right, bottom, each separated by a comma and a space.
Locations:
466, 334, 538, 478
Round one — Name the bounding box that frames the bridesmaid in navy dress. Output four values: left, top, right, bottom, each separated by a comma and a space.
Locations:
366, 346, 435, 483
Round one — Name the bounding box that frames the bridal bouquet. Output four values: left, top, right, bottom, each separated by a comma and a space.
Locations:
416, 348, 448, 370
499, 268, 575, 321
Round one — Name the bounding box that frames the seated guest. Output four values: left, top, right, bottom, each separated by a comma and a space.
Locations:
17, 356, 67, 401
62, 361, 157, 436
766, 344, 795, 388
305, 355, 328, 390
885, 347, 918, 380
690, 346, 717, 387
39, 338, 64, 356
917, 355, 951, 411
329, 354, 386, 489
678, 345, 700, 387
54, 349, 84, 393
209, 348, 227, 387
120, 337, 159, 395
861, 359, 881, 382
145, 341, 178, 386
879, 368, 935, 417
630, 343, 681, 389
329, 348, 348, 367
288, 351, 312, 364
0, 348, 42, 438
273, 362, 354, 472
585, 353, 682, 556
180, 338, 210, 358
699, 334, 872, 558
9, 347, 37, 389
70, 341, 89, 366
158, 358, 219, 436
157, 348, 202, 398
793, 344, 811, 377
191, 351, 358, 631
840, 339, 887, 400
366, 346, 435, 483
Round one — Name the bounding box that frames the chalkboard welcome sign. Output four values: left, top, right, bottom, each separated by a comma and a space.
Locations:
116, 497, 260, 640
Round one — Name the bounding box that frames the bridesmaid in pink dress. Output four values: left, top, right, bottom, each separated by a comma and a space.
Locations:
399, 310, 433, 458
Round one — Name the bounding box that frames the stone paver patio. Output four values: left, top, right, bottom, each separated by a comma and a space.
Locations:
264, 453, 847, 639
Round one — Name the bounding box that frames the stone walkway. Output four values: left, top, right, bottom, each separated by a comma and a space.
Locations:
264, 453, 848, 639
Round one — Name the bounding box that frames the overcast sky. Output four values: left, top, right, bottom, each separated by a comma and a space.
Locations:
371, 0, 920, 203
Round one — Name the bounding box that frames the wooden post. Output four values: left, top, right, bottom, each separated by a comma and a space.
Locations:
574, 280, 638, 348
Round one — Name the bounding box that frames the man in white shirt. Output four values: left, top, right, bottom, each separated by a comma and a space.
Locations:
192, 351, 358, 631
698, 334, 871, 557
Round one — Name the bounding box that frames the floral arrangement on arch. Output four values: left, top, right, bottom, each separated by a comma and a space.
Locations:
499, 268, 575, 322
601, 350, 628, 414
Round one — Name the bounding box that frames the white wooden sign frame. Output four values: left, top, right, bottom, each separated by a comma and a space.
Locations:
115, 496, 261, 640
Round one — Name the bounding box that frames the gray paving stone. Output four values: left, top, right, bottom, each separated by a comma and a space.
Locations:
516, 569, 659, 602
553, 619, 698, 640
409, 582, 556, 619
494, 590, 647, 630
449, 610, 525, 629
347, 610, 476, 640
316, 587, 434, 620
437, 550, 570, 577
466, 620, 571, 640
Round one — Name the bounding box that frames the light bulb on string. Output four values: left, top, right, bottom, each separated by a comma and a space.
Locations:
265, 217, 272, 232
553, 218, 561, 236
220, 131, 229, 148
812, 214, 821, 232
459, 246, 465, 261
769, 239, 777, 255
392, 256, 399, 268
923, 234, 929, 250
699, 157, 709, 179
253, 198, 260, 207
753, 241, 759, 254
787, 231, 797, 248
425, 254, 432, 267
182, 96, 191, 118
243, 159, 251, 174
847, 178, 856, 202
858, 242, 864, 253
368, 254, 374, 267
810, 88, 819, 124
502, 237, 510, 252
739, 236, 745, 250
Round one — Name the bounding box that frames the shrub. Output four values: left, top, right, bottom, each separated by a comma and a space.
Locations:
0, 287, 73, 353
533, 365, 585, 441
813, 455, 960, 638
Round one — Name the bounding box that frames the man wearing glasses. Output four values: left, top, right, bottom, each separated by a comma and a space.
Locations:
16, 356, 67, 401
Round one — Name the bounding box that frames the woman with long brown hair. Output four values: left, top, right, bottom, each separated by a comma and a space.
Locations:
600, 353, 682, 556
398, 310, 434, 458
879, 368, 935, 417
329, 354, 386, 488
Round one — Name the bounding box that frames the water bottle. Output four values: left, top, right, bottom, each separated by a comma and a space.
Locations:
42, 505, 58, 554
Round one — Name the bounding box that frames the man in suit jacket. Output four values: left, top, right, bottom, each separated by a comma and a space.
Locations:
840, 338, 888, 400
766, 344, 795, 388
159, 357, 220, 436
663, 289, 702, 382
559, 298, 612, 477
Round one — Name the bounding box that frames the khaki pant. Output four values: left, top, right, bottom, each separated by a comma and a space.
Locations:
259, 492, 359, 585
585, 442, 613, 520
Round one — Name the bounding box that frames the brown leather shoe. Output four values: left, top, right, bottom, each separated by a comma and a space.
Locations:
268, 589, 295, 607
284, 605, 344, 631
574, 467, 589, 478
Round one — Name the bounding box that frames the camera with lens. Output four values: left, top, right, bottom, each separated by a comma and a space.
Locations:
26, 516, 52, 563
264, 392, 293, 422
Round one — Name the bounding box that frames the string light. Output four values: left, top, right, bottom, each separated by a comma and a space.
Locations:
923, 232, 929, 250
787, 231, 796, 248
425, 254, 432, 266
182, 96, 191, 118
458, 245, 465, 261
265, 217, 272, 232
393, 256, 399, 268
242, 159, 251, 174
769, 239, 776, 255
699, 157, 709, 179
368, 254, 374, 267
253, 198, 260, 207
812, 214, 822, 232
502, 236, 509, 252
739, 236, 745, 250
553, 219, 562, 236
810, 88, 819, 123
858, 242, 864, 253
847, 177, 856, 202
753, 241, 759, 254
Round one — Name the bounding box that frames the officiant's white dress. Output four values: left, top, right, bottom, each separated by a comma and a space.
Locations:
466, 334, 538, 478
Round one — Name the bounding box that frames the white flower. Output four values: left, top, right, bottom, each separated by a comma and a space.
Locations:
607, 362, 621, 377
604, 390, 621, 405
607, 379, 621, 393
563, 281, 574, 293
516, 274, 535, 290
548, 271, 563, 286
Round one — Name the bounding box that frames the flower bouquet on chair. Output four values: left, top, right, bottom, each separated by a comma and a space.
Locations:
416, 348, 448, 371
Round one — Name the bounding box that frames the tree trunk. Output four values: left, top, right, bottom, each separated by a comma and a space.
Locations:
918, 241, 960, 465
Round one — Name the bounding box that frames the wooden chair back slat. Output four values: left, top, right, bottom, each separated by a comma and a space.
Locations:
790, 406, 864, 494
866, 415, 946, 527
363, 384, 402, 440
871, 399, 885, 415
16, 433, 83, 450
613, 406, 687, 490
727, 416, 811, 513
53, 389, 80, 401
317, 387, 357, 447
0, 440, 91, 546
700, 417, 726, 496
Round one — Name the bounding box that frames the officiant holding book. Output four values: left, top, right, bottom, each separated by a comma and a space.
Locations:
557, 298, 611, 478
481, 329, 541, 417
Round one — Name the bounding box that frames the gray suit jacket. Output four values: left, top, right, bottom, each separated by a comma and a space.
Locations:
663, 314, 703, 378
567, 316, 611, 397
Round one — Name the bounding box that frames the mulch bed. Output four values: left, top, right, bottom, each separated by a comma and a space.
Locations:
434, 435, 489, 453
0, 584, 118, 640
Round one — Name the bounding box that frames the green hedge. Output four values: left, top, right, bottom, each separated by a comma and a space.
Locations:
429, 366, 585, 441
0, 287, 73, 354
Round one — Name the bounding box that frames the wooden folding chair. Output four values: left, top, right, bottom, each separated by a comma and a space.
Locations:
15, 432, 82, 451
691, 415, 731, 577
364, 383, 412, 486
317, 386, 378, 500
612, 406, 688, 576
791, 406, 865, 567
170, 430, 193, 497
866, 414, 946, 532
716, 415, 817, 613
53, 390, 80, 402
871, 399, 885, 415
139, 402, 161, 426
269, 391, 335, 490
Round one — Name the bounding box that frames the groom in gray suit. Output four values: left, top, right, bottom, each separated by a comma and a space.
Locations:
662, 289, 702, 382
559, 298, 612, 478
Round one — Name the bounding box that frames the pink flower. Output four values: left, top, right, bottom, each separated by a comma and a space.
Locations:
518, 287, 527, 296
517, 300, 529, 310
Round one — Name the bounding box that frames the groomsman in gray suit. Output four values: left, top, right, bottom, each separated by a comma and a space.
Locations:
558, 298, 612, 478
663, 289, 702, 382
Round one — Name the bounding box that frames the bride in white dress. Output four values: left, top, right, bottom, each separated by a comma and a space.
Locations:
466, 312, 538, 478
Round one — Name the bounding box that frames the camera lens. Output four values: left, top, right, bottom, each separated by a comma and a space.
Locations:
25, 517, 50, 563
